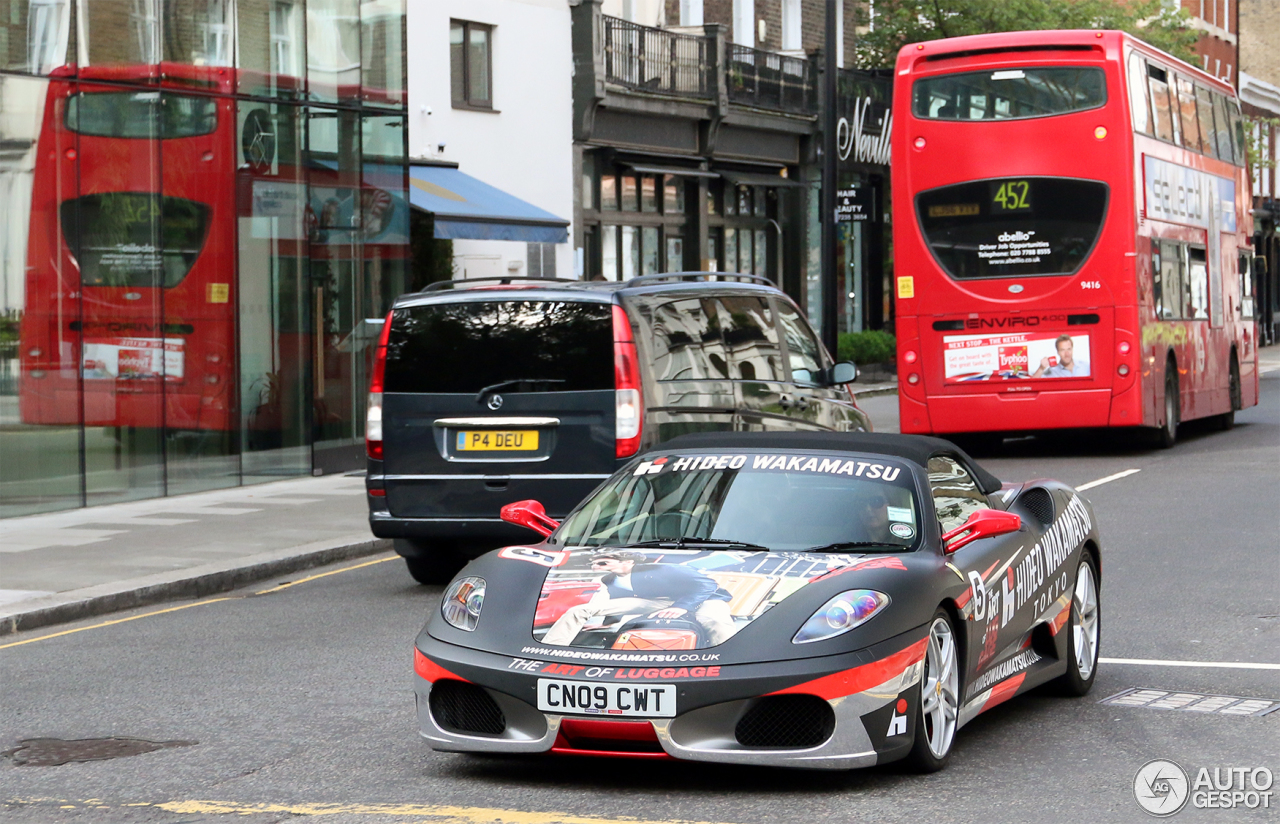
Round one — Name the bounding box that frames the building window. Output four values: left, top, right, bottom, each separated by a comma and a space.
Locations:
680, 0, 704, 26
450, 20, 492, 109
527, 243, 556, 278
781, 0, 801, 51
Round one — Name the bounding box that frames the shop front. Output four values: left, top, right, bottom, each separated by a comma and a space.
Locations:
0, 1, 409, 518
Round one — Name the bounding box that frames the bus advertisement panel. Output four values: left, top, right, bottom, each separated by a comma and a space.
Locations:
891, 30, 1258, 447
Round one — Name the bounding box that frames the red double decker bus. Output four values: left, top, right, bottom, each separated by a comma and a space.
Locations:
892, 30, 1259, 446
19, 64, 239, 434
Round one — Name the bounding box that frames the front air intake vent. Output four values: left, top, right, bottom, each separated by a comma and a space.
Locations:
429, 680, 506, 736
1018, 487, 1055, 526
735, 695, 835, 749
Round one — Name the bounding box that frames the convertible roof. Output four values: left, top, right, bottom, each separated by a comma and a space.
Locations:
654, 431, 1002, 494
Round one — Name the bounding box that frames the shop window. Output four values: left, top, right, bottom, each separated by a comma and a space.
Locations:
621, 175, 638, 211
725, 227, 739, 273
601, 174, 618, 211
642, 227, 660, 275
666, 235, 684, 271
664, 175, 685, 213
602, 225, 618, 280
450, 20, 492, 109
641, 176, 658, 212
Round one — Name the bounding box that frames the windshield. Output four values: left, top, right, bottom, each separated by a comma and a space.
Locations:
555, 451, 921, 551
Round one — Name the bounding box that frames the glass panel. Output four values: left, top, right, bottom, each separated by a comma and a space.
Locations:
362, 109, 409, 343
238, 100, 310, 480
361, 0, 405, 106
717, 296, 781, 381
1229, 103, 1246, 166
2, 0, 73, 74
467, 24, 490, 105
913, 67, 1107, 120
621, 225, 638, 280
308, 0, 361, 104
621, 175, 637, 211
640, 175, 657, 212
600, 174, 617, 211
724, 227, 738, 273
80, 0, 160, 76
582, 154, 595, 211
755, 228, 767, 276
0, 72, 82, 516
724, 184, 736, 215
663, 175, 683, 213
1175, 76, 1199, 151
384, 302, 613, 393
1213, 94, 1235, 164
776, 301, 823, 383
161, 88, 237, 494
737, 185, 750, 215
309, 106, 364, 461
1148, 68, 1175, 143
1128, 54, 1151, 135
916, 177, 1109, 279
449, 21, 464, 104
74, 86, 165, 506
162, 0, 235, 76
601, 224, 617, 280
236, 0, 305, 98
66, 91, 218, 138
1195, 86, 1218, 157
707, 228, 721, 271
666, 235, 683, 271
706, 183, 718, 216
641, 226, 659, 275
754, 187, 767, 216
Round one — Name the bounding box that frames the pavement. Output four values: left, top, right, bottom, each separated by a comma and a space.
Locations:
1, 343, 1274, 638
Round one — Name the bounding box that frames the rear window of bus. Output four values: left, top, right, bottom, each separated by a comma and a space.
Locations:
65, 92, 218, 138
913, 67, 1106, 120
383, 301, 614, 394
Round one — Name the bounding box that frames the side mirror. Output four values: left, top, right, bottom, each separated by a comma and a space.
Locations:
500, 499, 560, 538
827, 361, 858, 385
941, 509, 1022, 554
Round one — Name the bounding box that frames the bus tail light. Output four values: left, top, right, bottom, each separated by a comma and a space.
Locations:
366, 311, 393, 461
1117, 364, 1130, 376
1118, 341, 1131, 355
613, 305, 642, 458
907, 373, 920, 385
904, 350, 918, 364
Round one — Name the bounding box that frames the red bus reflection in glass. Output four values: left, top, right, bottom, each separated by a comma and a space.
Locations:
891, 30, 1257, 443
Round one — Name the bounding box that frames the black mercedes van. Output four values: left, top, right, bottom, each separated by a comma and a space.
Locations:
365, 273, 870, 583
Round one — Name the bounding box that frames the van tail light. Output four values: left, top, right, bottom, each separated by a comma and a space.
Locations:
613, 304, 642, 458
366, 311, 394, 460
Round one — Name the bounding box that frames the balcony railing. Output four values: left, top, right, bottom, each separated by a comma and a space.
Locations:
603, 16, 712, 100
726, 45, 815, 114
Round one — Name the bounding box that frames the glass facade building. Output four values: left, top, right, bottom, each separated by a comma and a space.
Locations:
0, 0, 409, 518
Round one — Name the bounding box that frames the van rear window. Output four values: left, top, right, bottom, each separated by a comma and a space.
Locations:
383, 301, 614, 394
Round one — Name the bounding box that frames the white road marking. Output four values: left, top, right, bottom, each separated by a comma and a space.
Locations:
1100, 657, 1280, 670
1077, 468, 1141, 490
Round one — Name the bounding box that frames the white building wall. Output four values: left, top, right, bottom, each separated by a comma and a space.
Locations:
407, 0, 575, 279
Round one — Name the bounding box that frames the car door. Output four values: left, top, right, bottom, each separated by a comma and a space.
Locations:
925, 456, 1020, 688
773, 298, 866, 432
714, 295, 820, 432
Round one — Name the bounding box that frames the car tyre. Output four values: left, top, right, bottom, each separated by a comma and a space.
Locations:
396, 539, 464, 585
904, 610, 960, 773
1049, 553, 1101, 697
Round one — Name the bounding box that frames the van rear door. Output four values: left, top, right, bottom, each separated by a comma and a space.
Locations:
380, 297, 617, 520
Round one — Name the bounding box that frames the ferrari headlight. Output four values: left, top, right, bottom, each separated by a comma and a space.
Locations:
441, 576, 486, 632
792, 589, 890, 644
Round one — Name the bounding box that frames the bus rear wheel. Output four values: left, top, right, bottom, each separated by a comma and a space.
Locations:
1217, 354, 1240, 431
1155, 365, 1179, 449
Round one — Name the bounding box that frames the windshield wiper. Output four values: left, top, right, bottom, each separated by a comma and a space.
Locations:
627, 538, 770, 551
475, 378, 565, 404
802, 541, 906, 553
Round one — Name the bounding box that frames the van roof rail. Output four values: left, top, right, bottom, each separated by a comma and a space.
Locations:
624, 272, 776, 288
420, 276, 582, 292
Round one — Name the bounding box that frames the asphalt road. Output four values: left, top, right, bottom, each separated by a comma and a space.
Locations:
2, 377, 1277, 824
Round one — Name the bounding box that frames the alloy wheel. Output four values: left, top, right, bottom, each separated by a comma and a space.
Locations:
1072, 563, 1100, 680
920, 616, 959, 759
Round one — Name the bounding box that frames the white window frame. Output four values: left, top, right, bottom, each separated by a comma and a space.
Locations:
732, 0, 754, 47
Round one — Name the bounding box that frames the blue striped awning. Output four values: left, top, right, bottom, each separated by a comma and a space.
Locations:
408, 164, 569, 243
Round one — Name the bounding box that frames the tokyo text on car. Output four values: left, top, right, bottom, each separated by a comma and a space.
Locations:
412, 431, 1102, 771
